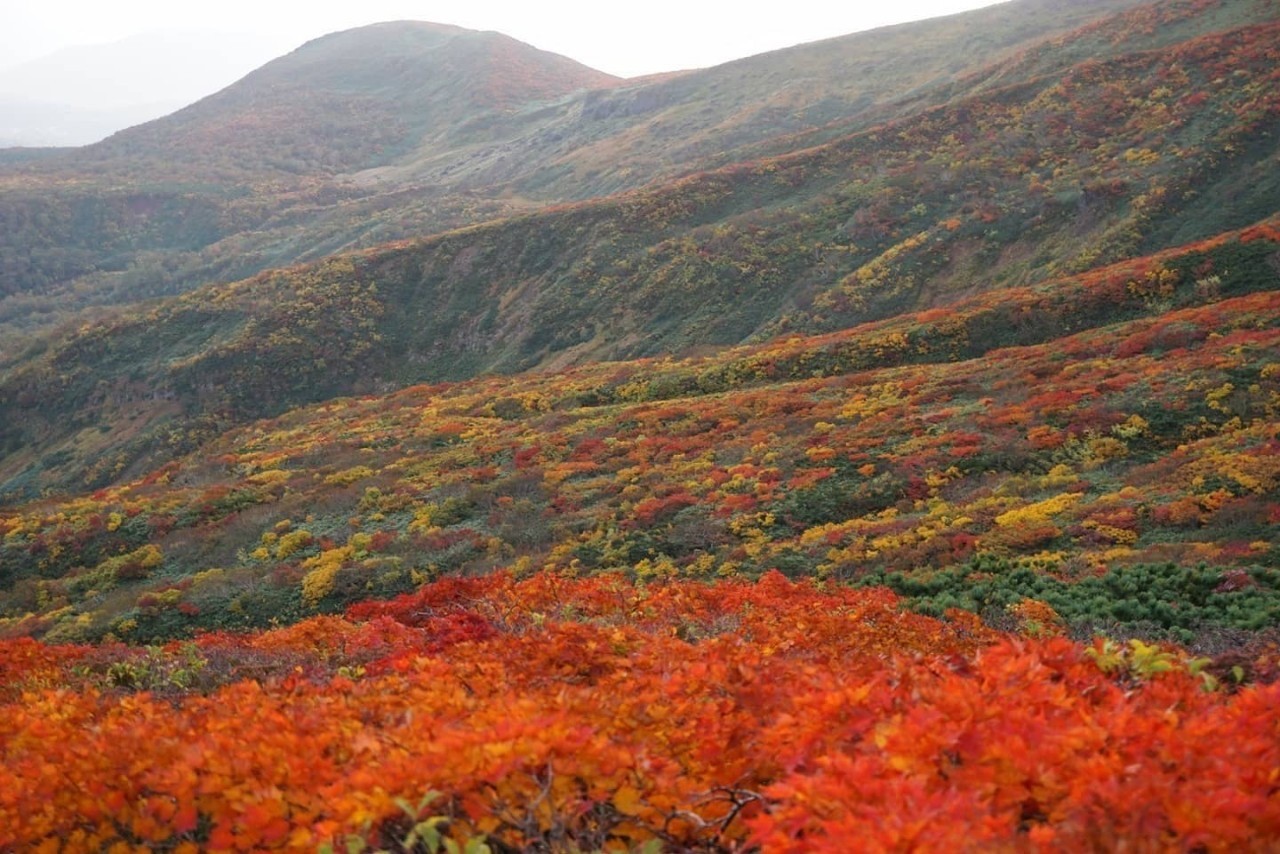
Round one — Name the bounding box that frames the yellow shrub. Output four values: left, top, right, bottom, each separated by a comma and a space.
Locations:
994, 493, 1082, 528
301, 546, 354, 606
275, 530, 314, 560
323, 466, 377, 486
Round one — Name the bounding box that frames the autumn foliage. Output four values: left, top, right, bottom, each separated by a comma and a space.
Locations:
1, 6, 1279, 849
3, 221, 1278, 646
1, 571, 1276, 852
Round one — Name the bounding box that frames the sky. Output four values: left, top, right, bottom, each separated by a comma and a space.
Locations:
1, 0, 1009, 79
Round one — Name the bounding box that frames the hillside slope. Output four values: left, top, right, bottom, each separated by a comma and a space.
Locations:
2, 11, 1277, 500
0, 0, 1162, 323
1, 219, 1277, 642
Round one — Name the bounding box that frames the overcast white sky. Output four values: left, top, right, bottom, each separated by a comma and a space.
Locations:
2, 0, 1008, 78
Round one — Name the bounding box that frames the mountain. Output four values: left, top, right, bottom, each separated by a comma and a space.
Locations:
46, 22, 623, 182
0, 0, 1155, 331
358, 0, 1156, 199
2, 1, 1277, 501
0, 21, 626, 338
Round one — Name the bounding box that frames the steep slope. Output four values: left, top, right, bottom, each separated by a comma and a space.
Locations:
5, 5, 1280, 843
2, 12, 1277, 501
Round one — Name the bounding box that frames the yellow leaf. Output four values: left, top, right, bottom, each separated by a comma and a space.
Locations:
613, 784, 644, 815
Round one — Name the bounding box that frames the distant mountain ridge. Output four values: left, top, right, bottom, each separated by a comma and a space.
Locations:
0, 30, 294, 147
0, 95, 184, 148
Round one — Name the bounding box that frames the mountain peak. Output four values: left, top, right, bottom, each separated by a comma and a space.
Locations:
277, 20, 507, 67
65, 20, 620, 180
